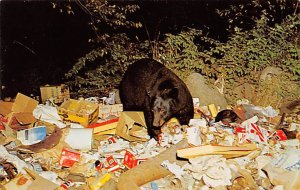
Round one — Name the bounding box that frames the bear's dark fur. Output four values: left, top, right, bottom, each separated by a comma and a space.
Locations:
119, 58, 194, 138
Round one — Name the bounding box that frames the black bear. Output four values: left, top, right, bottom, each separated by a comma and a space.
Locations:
119, 58, 194, 139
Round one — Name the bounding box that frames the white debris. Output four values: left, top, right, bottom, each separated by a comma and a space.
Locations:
161, 160, 185, 179
185, 155, 232, 188
186, 126, 202, 146
0, 145, 29, 174
33, 104, 66, 128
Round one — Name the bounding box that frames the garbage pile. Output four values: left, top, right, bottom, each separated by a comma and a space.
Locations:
0, 85, 299, 190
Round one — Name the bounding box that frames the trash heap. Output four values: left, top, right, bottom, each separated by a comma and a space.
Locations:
0, 87, 299, 190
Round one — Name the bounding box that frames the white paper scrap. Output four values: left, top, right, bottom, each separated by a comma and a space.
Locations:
186, 126, 201, 146
0, 145, 29, 174
161, 160, 185, 179
98, 138, 130, 154
189, 119, 207, 128
65, 128, 93, 150
33, 104, 66, 128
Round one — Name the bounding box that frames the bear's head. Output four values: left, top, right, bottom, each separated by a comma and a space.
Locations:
151, 87, 178, 128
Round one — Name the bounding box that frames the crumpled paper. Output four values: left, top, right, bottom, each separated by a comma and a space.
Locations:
271, 148, 300, 171
33, 105, 66, 128
161, 160, 185, 179
186, 126, 202, 146
0, 145, 29, 174
242, 104, 279, 118
98, 138, 130, 155
185, 155, 232, 188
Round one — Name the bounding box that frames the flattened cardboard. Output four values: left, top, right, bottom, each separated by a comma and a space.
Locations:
40, 84, 70, 104
1, 93, 38, 127
115, 111, 148, 142
13, 113, 36, 125
0, 101, 13, 116
177, 143, 258, 159
12, 93, 38, 113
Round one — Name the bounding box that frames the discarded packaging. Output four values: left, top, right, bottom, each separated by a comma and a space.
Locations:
208, 104, 218, 118
59, 148, 81, 167
17, 126, 47, 145
115, 111, 149, 142
1, 93, 38, 128
58, 99, 99, 126
100, 91, 116, 105
88, 173, 112, 190
40, 84, 70, 104
98, 138, 130, 154
104, 156, 120, 172
98, 104, 123, 119
123, 150, 146, 169
262, 164, 300, 190
87, 117, 118, 135
3, 174, 33, 190
33, 104, 66, 128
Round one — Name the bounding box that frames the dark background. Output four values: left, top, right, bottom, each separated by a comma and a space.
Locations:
0, 0, 228, 99
1, 1, 94, 98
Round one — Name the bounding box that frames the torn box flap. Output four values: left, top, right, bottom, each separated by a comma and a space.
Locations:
124, 111, 147, 127
0, 101, 13, 116
13, 112, 37, 125
12, 93, 38, 113
115, 111, 148, 142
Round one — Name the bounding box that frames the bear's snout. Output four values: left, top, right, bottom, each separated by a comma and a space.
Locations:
152, 118, 165, 127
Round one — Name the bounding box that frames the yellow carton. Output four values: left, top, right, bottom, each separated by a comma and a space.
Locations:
58, 99, 99, 127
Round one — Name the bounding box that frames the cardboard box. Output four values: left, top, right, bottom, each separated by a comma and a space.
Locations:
58, 99, 99, 127
87, 118, 119, 135
98, 104, 123, 119
12, 93, 39, 113
0, 93, 38, 128
115, 111, 148, 142
40, 84, 70, 104
0, 101, 13, 116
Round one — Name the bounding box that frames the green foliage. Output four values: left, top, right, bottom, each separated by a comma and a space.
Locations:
65, 33, 149, 97
215, 0, 299, 32
210, 14, 300, 85
154, 29, 206, 79
148, 13, 300, 105
64, 0, 299, 104
60, 0, 144, 97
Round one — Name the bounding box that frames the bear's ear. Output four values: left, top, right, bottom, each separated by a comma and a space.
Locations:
161, 87, 178, 99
